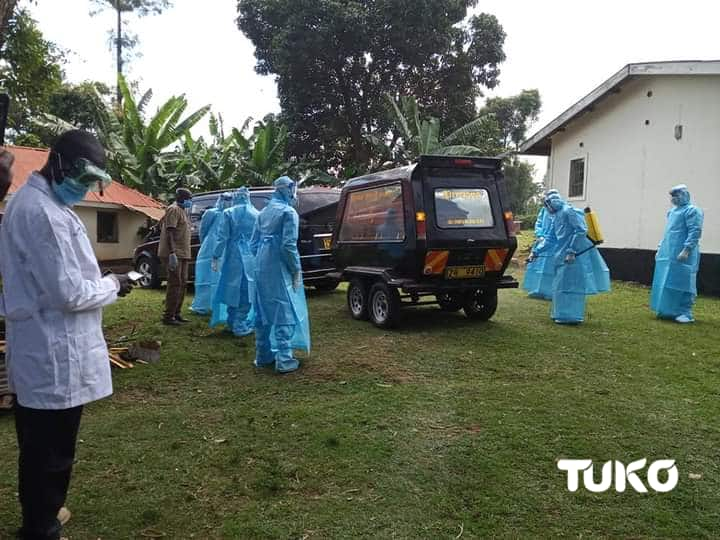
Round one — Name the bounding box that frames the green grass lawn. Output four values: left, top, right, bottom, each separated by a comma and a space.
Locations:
1, 276, 719, 539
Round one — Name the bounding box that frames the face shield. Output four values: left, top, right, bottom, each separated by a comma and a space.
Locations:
669, 184, 690, 206
273, 176, 297, 204
219, 192, 234, 210
544, 195, 563, 213
63, 157, 112, 194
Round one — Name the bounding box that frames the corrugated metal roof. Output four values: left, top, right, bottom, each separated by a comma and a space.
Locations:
5, 145, 164, 210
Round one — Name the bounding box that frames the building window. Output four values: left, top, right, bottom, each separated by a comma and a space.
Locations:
97, 211, 119, 243
568, 158, 586, 199
338, 183, 405, 242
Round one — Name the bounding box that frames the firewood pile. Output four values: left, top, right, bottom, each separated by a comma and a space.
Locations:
108, 340, 162, 369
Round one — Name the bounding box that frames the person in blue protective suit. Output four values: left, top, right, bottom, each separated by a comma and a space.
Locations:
650, 184, 704, 323
211, 188, 259, 335
190, 192, 234, 315
532, 193, 610, 324
523, 189, 559, 299
250, 176, 311, 373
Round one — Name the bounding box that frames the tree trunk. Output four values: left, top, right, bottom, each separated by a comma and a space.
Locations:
116, 6, 123, 105
0, 0, 18, 52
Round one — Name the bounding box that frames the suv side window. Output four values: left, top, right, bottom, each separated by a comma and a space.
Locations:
250, 194, 271, 211
338, 183, 405, 242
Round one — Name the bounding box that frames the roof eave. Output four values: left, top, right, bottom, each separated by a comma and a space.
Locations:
519, 64, 631, 156
519, 60, 720, 156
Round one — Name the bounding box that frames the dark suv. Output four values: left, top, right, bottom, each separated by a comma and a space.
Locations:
329, 155, 519, 328
133, 186, 341, 291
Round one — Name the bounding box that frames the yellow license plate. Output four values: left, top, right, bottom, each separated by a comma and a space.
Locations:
445, 265, 485, 279
322, 237, 332, 250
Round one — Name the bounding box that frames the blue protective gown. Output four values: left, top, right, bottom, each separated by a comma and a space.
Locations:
211, 194, 259, 335
190, 196, 230, 315
536, 200, 611, 324
650, 196, 703, 320
523, 206, 558, 299
250, 190, 310, 373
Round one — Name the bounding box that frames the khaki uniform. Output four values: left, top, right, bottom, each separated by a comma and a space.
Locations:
159, 204, 192, 320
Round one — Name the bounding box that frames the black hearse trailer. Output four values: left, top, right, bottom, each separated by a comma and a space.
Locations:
329, 155, 520, 328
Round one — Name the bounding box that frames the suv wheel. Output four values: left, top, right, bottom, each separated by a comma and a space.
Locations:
136, 256, 161, 289
463, 289, 498, 321
368, 282, 401, 329
347, 280, 369, 320
315, 278, 340, 292
436, 292, 463, 312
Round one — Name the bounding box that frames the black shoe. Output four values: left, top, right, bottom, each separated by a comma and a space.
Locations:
162, 318, 181, 326
174, 315, 190, 323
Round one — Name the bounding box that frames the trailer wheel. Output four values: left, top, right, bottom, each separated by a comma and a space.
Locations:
368, 282, 401, 329
347, 280, 369, 320
436, 292, 463, 312
463, 289, 498, 321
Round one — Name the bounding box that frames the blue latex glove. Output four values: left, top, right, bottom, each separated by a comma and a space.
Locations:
168, 253, 179, 272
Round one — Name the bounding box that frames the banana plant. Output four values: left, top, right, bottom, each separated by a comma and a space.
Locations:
385, 94, 503, 162
109, 75, 210, 195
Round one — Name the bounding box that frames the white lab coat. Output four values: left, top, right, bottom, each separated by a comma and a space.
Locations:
0, 173, 117, 409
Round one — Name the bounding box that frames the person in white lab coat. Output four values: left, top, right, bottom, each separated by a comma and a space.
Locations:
0, 130, 133, 540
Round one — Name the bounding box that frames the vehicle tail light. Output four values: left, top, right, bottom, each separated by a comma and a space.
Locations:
416, 211, 427, 240
453, 158, 473, 168
423, 250, 449, 275
504, 211, 518, 237
484, 248, 509, 272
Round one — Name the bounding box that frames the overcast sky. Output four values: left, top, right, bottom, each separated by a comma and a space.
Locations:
29, 0, 720, 178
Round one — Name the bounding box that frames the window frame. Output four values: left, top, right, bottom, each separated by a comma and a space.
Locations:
338, 182, 406, 244
433, 187, 495, 230
568, 156, 588, 201
97, 210, 119, 244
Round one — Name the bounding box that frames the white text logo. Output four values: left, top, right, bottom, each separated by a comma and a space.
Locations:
557, 459, 678, 493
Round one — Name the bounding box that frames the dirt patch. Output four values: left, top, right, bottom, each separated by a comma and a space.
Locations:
299, 335, 420, 384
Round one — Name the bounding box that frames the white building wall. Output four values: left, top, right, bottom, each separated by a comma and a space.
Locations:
548, 75, 720, 254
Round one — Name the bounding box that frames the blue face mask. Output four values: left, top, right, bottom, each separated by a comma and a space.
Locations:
52, 176, 89, 207
180, 199, 193, 209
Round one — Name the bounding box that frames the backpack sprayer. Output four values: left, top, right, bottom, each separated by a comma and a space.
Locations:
575, 206, 604, 256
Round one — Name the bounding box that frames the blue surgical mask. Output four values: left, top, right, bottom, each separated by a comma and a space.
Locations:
180, 199, 193, 209
52, 176, 89, 207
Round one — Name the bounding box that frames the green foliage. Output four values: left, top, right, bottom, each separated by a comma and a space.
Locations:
104, 75, 210, 196
0, 8, 63, 141
0, 0, 20, 51
385, 94, 502, 163
47, 81, 113, 130
480, 89, 541, 149
502, 157, 541, 215
238, 0, 506, 170
385, 93, 541, 213
90, 0, 171, 16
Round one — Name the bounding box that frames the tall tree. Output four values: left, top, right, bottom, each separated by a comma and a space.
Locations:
0, 0, 18, 50
503, 158, 541, 215
47, 81, 113, 130
238, 0, 506, 170
480, 89, 541, 149
0, 8, 63, 143
89, 0, 172, 103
